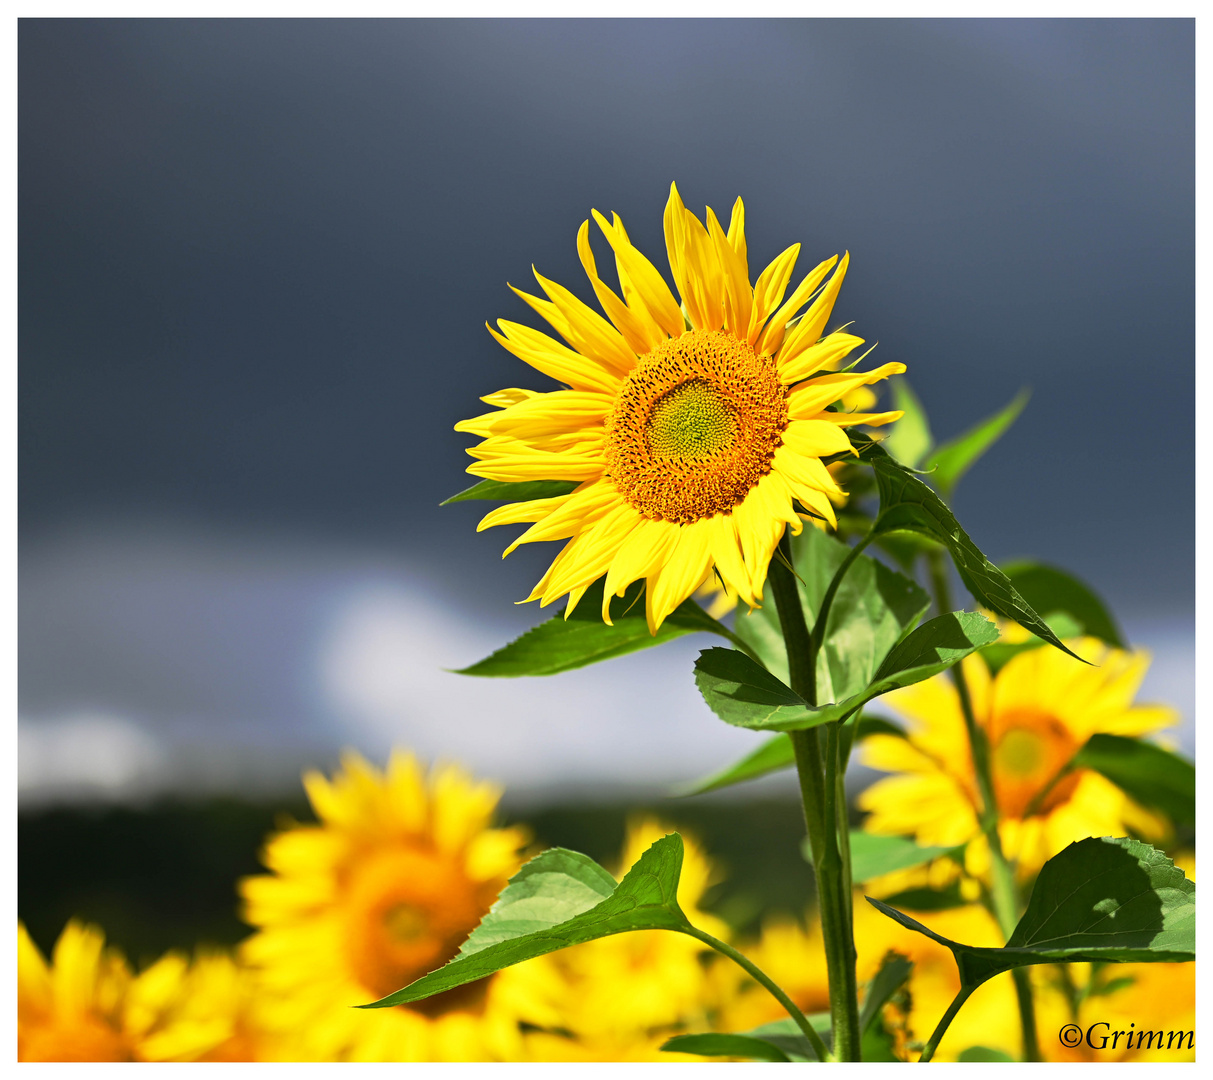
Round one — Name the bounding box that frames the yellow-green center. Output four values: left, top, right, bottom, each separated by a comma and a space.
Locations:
646, 379, 738, 460
994, 728, 1045, 777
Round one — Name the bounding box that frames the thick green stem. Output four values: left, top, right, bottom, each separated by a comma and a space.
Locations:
769, 532, 863, 1062
926, 548, 1040, 1062
683, 926, 830, 1062
917, 985, 974, 1063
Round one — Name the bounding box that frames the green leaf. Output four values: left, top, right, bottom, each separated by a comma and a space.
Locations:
696, 611, 995, 733
440, 478, 581, 505
660, 1033, 793, 1062
1075, 734, 1195, 828
673, 734, 794, 796
924, 387, 1029, 496
1000, 560, 1126, 648
859, 951, 914, 1035
457, 579, 727, 676
856, 437, 1083, 662
362, 834, 691, 1008
664, 1016, 831, 1062
883, 376, 934, 469
678, 714, 906, 797
867, 837, 1194, 990
849, 833, 959, 884
878, 883, 969, 912
734, 526, 930, 701
957, 1046, 1015, 1062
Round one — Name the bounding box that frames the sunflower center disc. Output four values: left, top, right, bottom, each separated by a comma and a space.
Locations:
605, 329, 788, 524
647, 380, 738, 460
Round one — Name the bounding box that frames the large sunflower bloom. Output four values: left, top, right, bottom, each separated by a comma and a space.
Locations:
239, 751, 529, 1061
859, 639, 1177, 877
497, 818, 731, 1061
460, 183, 904, 632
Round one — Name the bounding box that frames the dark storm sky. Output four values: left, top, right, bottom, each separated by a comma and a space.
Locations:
20, 18, 1194, 617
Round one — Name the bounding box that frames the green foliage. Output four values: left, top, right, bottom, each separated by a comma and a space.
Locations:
666, 1017, 831, 1062
362, 834, 691, 1008
457, 579, 728, 676
734, 526, 930, 698
867, 837, 1195, 990
854, 435, 1082, 662
661, 1027, 818, 1063
859, 951, 914, 1035
1075, 734, 1195, 828
695, 612, 995, 733
883, 377, 933, 469
957, 1046, 1015, 1062
678, 714, 905, 797
924, 388, 1030, 496
1000, 560, 1125, 647
847, 833, 959, 884
440, 478, 580, 505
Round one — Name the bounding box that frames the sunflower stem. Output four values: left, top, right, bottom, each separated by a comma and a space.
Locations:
769, 531, 862, 1062
925, 547, 1040, 1062
683, 926, 831, 1062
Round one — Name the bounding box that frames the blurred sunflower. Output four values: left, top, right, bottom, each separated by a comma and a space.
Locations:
239, 751, 529, 1062
859, 639, 1177, 877
497, 818, 731, 1061
17, 921, 273, 1062
460, 182, 903, 633
714, 899, 1025, 1062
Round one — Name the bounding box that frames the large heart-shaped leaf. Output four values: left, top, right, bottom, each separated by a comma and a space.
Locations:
362, 834, 691, 1008
695, 611, 996, 733
458, 579, 728, 676
734, 526, 929, 701
867, 837, 1194, 990
441, 478, 580, 505
854, 436, 1081, 662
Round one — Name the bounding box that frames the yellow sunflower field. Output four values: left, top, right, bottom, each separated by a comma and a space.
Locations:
20, 185, 1194, 1063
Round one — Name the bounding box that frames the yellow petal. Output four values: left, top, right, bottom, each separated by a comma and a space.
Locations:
577, 219, 663, 355
487, 320, 622, 396
707, 204, 752, 338
602, 518, 679, 624
592, 209, 684, 338
757, 254, 837, 355
532, 268, 638, 374
747, 243, 800, 345
647, 519, 714, 633
775, 252, 851, 370
779, 329, 865, 385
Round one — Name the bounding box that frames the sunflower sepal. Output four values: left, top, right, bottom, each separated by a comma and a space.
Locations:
455, 579, 730, 677
694, 610, 996, 734
361, 835, 695, 1010
440, 478, 580, 505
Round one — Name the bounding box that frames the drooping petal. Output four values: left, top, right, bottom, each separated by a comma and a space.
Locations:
602, 517, 679, 623
647, 518, 714, 633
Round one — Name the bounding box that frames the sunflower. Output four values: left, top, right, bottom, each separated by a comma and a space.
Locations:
713, 899, 1026, 1062
497, 818, 731, 1061
459, 183, 904, 632
238, 750, 530, 1061
859, 639, 1178, 878
17, 921, 270, 1062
